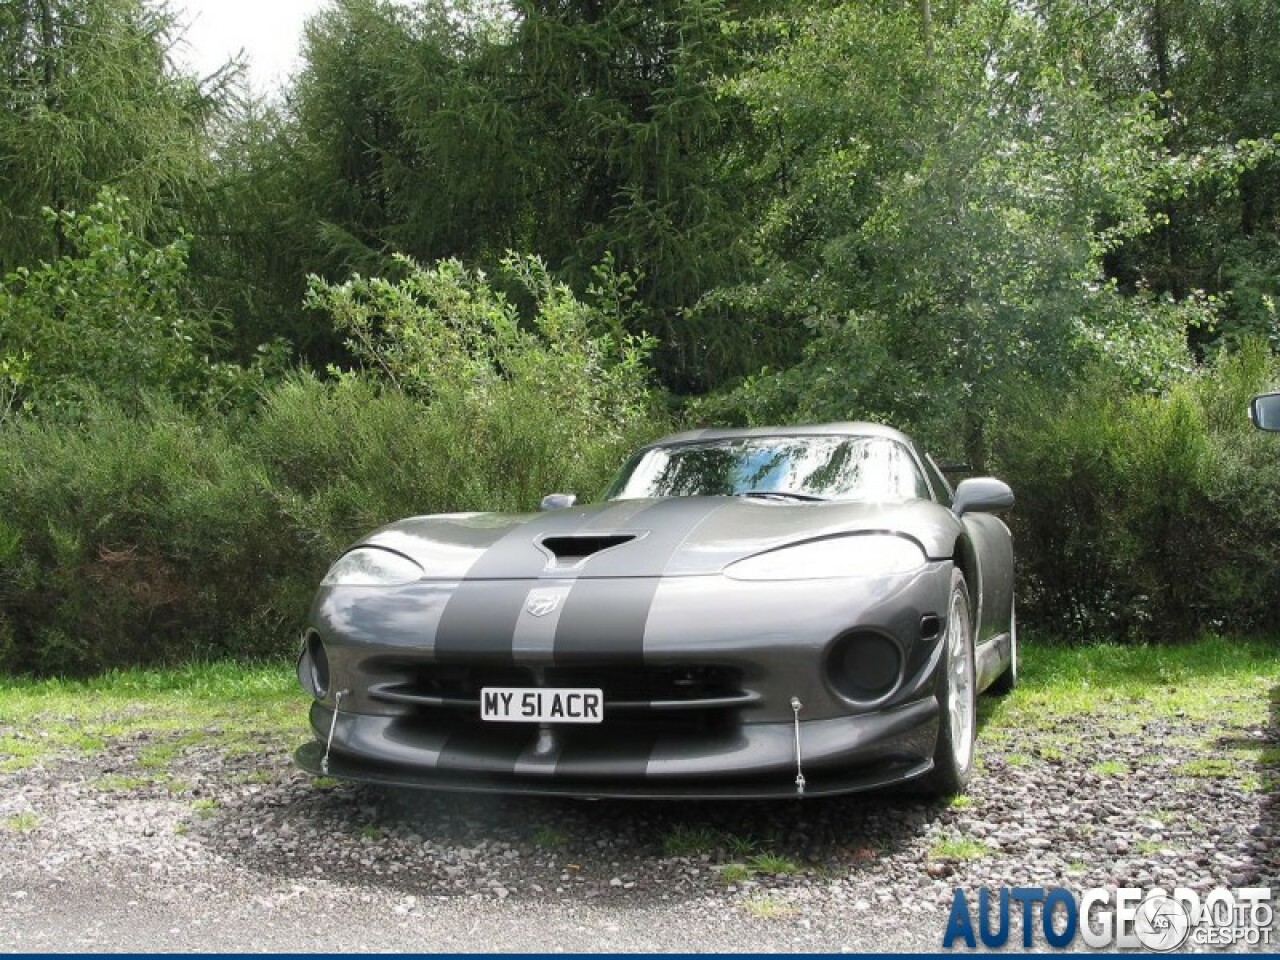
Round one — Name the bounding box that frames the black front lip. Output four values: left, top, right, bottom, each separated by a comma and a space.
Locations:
295, 739, 932, 798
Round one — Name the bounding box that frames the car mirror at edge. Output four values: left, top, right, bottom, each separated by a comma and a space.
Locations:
952, 477, 1015, 517
1250, 392, 1280, 432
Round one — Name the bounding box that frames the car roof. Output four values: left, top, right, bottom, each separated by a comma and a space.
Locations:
643, 421, 914, 451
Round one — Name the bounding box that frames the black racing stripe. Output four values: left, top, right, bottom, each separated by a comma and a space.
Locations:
552, 578, 656, 665
554, 498, 728, 664
433, 579, 534, 663
552, 730, 656, 781
436, 724, 527, 776
433, 501, 656, 664
578, 496, 727, 578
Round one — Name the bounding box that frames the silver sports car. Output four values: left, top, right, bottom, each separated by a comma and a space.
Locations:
295, 422, 1016, 798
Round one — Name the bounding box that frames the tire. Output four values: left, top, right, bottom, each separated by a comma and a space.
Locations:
988, 598, 1017, 696
920, 569, 977, 797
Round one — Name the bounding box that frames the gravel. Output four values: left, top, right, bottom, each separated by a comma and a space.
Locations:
1, 710, 1277, 952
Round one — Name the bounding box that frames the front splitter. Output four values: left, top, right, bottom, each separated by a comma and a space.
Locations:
294, 739, 932, 799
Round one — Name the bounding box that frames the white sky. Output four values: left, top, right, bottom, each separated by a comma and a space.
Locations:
171, 0, 330, 94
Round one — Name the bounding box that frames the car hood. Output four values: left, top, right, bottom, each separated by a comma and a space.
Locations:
358, 497, 959, 580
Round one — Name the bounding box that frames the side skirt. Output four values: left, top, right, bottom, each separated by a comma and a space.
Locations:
974, 632, 1011, 693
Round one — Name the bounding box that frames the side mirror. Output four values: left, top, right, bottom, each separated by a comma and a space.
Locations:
540, 493, 577, 511
1250, 392, 1280, 432
952, 478, 1014, 516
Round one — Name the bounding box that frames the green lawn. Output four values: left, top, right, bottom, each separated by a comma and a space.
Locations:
0, 659, 308, 775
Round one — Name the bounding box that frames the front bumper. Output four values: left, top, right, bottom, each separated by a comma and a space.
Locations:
296, 564, 953, 798
296, 695, 939, 798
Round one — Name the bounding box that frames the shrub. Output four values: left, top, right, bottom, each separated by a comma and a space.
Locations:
251, 369, 660, 559
0, 190, 287, 419
993, 342, 1280, 642
0, 395, 302, 674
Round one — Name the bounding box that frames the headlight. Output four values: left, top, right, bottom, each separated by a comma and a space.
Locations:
724, 534, 926, 581
321, 547, 424, 586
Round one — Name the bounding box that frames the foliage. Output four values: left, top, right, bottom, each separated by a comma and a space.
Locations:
279, 0, 753, 390
308, 253, 651, 413
2, 0, 1280, 671
0, 395, 296, 674
0, 0, 226, 271
0, 190, 284, 417
699, 0, 1213, 463
993, 341, 1280, 642
0, 335, 662, 674
1061, 0, 1280, 351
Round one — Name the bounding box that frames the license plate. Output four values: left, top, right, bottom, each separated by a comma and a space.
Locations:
480, 687, 604, 723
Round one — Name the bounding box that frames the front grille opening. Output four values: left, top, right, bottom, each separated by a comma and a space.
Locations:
540, 534, 636, 564
368, 662, 753, 724
546, 664, 741, 704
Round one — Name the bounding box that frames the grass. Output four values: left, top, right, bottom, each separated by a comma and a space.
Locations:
3, 812, 38, 831
0, 735, 47, 771
661, 824, 721, 857
724, 833, 759, 858
1091, 759, 1128, 776
191, 798, 218, 818
948, 794, 974, 809
987, 634, 1280, 735
0, 659, 308, 775
95, 773, 153, 791
929, 836, 996, 861
741, 894, 795, 919
0, 633, 1274, 817
1173, 757, 1236, 778
747, 852, 801, 875
533, 826, 568, 849
968, 633, 1280, 802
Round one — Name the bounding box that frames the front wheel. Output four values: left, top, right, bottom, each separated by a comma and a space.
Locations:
920, 569, 976, 796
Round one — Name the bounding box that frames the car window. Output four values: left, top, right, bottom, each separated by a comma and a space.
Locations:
608, 436, 932, 502
922, 454, 954, 505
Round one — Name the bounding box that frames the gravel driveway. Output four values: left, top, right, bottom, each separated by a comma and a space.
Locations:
2, 688, 1277, 953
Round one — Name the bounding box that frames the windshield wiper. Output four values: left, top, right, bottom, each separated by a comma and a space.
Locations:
734, 490, 827, 502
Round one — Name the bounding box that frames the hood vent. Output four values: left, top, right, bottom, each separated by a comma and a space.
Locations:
541, 534, 636, 565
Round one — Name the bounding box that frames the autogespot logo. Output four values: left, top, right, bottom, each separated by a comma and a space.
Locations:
942, 885, 1273, 950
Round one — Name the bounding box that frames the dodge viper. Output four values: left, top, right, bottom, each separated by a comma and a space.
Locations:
295, 422, 1016, 798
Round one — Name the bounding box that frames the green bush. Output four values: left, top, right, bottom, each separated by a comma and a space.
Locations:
251, 370, 659, 557
993, 343, 1280, 642
0, 191, 287, 420
0, 396, 301, 674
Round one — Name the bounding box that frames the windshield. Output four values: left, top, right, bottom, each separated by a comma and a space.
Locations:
607, 435, 931, 502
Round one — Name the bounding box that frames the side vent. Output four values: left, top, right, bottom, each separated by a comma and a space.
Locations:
541, 534, 636, 565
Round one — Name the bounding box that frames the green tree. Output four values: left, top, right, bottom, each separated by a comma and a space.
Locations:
699, 0, 1201, 462
0, 0, 226, 270
1054, 0, 1280, 349
0, 190, 283, 417
277, 0, 754, 388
